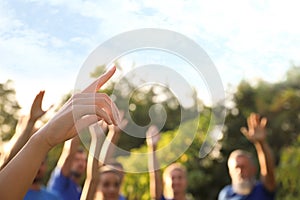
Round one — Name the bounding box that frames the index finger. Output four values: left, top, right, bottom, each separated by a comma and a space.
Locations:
82, 66, 116, 93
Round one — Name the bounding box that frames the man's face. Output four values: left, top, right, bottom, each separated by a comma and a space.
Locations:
228, 155, 256, 194
71, 152, 87, 175
229, 156, 256, 181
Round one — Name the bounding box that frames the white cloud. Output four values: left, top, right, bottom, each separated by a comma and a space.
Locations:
0, 0, 84, 114
1, 0, 300, 113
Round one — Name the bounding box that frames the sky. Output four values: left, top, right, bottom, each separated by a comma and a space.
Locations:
1, 0, 300, 114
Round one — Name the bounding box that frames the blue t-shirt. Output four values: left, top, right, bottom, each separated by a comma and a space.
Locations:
161, 196, 170, 200
47, 168, 82, 200
218, 181, 275, 200
119, 194, 126, 200
24, 187, 63, 200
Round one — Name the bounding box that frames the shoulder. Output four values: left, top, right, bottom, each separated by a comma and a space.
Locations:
49, 167, 64, 179
160, 195, 167, 200
47, 167, 72, 191
251, 181, 275, 199
25, 187, 63, 200
44, 188, 63, 200
48, 167, 69, 182
119, 194, 126, 200
218, 185, 234, 200
219, 185, 233, 194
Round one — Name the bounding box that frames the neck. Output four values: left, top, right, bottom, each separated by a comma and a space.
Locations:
174, 192, 186, 200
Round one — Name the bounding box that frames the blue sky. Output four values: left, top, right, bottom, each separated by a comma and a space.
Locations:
1, 0, 300, 114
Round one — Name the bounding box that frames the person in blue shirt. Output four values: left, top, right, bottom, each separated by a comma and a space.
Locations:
218, 113, 276, 200
24, 157, 63, 200
80, 112, 128, 200
47, 137, 87, 200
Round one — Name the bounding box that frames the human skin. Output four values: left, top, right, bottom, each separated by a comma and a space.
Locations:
0, 66, 120, 200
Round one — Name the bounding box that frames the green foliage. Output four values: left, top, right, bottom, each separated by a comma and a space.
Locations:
117, 108, 213, 199
3, 64, 300, 199
93, 64, 200, 153
276, 135, 300, 199
0, 80, 21, 141
85, 64, 300, 199
276, 136, 300, 200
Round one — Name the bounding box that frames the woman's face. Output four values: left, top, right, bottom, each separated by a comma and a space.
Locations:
164, 169, 187, 195
169, 169, 187, 194
98, 172, 121, 200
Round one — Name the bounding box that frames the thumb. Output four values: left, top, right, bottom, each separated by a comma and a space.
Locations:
240, 127, 249, 136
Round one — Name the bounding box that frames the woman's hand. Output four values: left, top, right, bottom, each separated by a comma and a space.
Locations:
39, 66, 120, 148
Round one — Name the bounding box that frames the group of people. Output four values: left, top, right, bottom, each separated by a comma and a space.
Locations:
0, 66, 276, 200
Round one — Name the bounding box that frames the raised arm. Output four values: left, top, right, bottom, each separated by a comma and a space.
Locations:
147, 125, 163, 200
240, 113, 276, 192
104, 111, 128, 163
57, 135, 82, 176
81, 121, 107, 200
0, 90, 50, 170
0, 66, 119, 200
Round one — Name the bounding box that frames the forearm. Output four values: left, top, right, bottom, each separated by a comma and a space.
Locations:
81, 125, 106, 200
148, 145, 163, 200
104, 128, 120, 162
81, 177, 98, 200
81, 155, 101, 200
0, 119, 36, 170
254, 140, 276, 191
0, 130, 51, 199
59, 135, 81, 176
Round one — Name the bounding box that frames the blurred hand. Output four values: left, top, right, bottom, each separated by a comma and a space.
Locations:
29, 91, 52, 122
146, 125, 161, 147
109, 110, 128, 134
240, 113, 267, 143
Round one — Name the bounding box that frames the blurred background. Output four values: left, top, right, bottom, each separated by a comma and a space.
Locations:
1, 1, 300, 199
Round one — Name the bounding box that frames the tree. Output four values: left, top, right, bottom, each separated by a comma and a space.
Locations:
90, 64, 200, 151
219, 66, 300, 199
276, 135, 300, 200
0, 80, 21, 141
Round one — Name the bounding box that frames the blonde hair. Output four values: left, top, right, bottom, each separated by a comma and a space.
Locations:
163, 163, 187, 199
99, 165, 122, 180
163, 162, 187, 181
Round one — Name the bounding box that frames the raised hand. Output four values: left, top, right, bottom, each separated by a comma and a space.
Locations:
41, 66, 120, 148
146, 125, 161, 148
29, 90, 52, 122
240, 113, 267, 143
109, 110, 128, 134
0, 66, 120, 200
98, 120, 109, 136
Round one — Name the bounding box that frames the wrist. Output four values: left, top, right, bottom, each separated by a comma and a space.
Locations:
253, 140, 268, 151
33, 124, 58, 150
254, 139, 267, 145
29, 131, 53, 153
148, 144, 157, 151
28, 116, 39, 123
